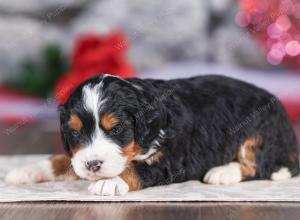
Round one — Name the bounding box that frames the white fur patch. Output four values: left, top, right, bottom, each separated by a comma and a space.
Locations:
203, 162, 242, 185
5, 160, 54, 184
271, 167, 292, 181
88, 176, 129, 196
132, 83, 143, 91
159, 129, 165, 138
83, 83, 104, 114
72, 83, 127, 180
71, 136, 127, 180
133, 147, 157, 161
133, 135, 164, 161
240, 144, 247, 159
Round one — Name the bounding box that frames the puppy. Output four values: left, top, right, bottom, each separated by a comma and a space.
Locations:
6, 74, 299, 196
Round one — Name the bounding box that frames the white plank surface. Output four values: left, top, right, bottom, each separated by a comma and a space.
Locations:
1, 155, 300, 202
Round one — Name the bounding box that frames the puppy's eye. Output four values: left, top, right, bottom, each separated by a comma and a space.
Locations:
71, 130, 80, 137
110, 124, 122, 136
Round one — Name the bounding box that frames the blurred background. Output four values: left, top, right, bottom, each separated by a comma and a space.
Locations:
0, 0, 299, 154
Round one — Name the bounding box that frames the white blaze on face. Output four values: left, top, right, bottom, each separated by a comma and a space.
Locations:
71, 83, 127, 180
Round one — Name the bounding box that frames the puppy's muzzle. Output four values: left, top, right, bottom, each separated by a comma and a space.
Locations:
85, 160, 103, 172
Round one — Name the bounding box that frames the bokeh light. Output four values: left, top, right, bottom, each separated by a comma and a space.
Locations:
285, 41, 300, 57
238, 0, 300, 67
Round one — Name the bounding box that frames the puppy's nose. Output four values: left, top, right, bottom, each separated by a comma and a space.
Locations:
86, 160, 103, 172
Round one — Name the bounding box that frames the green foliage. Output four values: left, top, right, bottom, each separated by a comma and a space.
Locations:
6, 45, 68, 98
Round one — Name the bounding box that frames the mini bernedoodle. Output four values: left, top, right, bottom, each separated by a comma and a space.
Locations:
6, 74, 299, 196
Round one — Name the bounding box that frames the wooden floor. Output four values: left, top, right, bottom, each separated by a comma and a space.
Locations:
1, 202, 300, 220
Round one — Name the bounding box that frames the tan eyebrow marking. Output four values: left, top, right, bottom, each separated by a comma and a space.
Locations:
69, 115, 83, 132
101, 112, 119, 130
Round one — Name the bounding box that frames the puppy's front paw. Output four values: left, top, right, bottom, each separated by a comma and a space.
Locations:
5, 160, 54, 184
88, 176, 129, 196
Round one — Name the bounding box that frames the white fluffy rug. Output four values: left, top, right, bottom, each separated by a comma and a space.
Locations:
1, 155, 300, 202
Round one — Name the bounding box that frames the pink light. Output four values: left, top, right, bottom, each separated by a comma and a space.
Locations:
280, 0, 294, 15
285, 41, 300, 56
294, 3, 300, 19
240, 0, 259, 13
235, 11, 251, 27
251, 14, 264, 25
266, 38, 275, 49
267, 48, 285, 65
275, 16, 291, 31
295, 34, 300, 42
256, 0, 269, 13
267, 23, 283, 39
272, 42, 286, 55
279, 32, 292, 43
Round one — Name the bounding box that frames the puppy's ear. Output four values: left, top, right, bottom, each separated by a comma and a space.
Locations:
133, 100, 166, 148
58, 105, 72, 156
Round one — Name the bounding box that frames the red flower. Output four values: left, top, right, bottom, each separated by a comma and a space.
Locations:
55, 32, 135, 104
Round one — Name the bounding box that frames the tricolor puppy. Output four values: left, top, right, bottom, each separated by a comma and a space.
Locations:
6, 74, 299, 196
